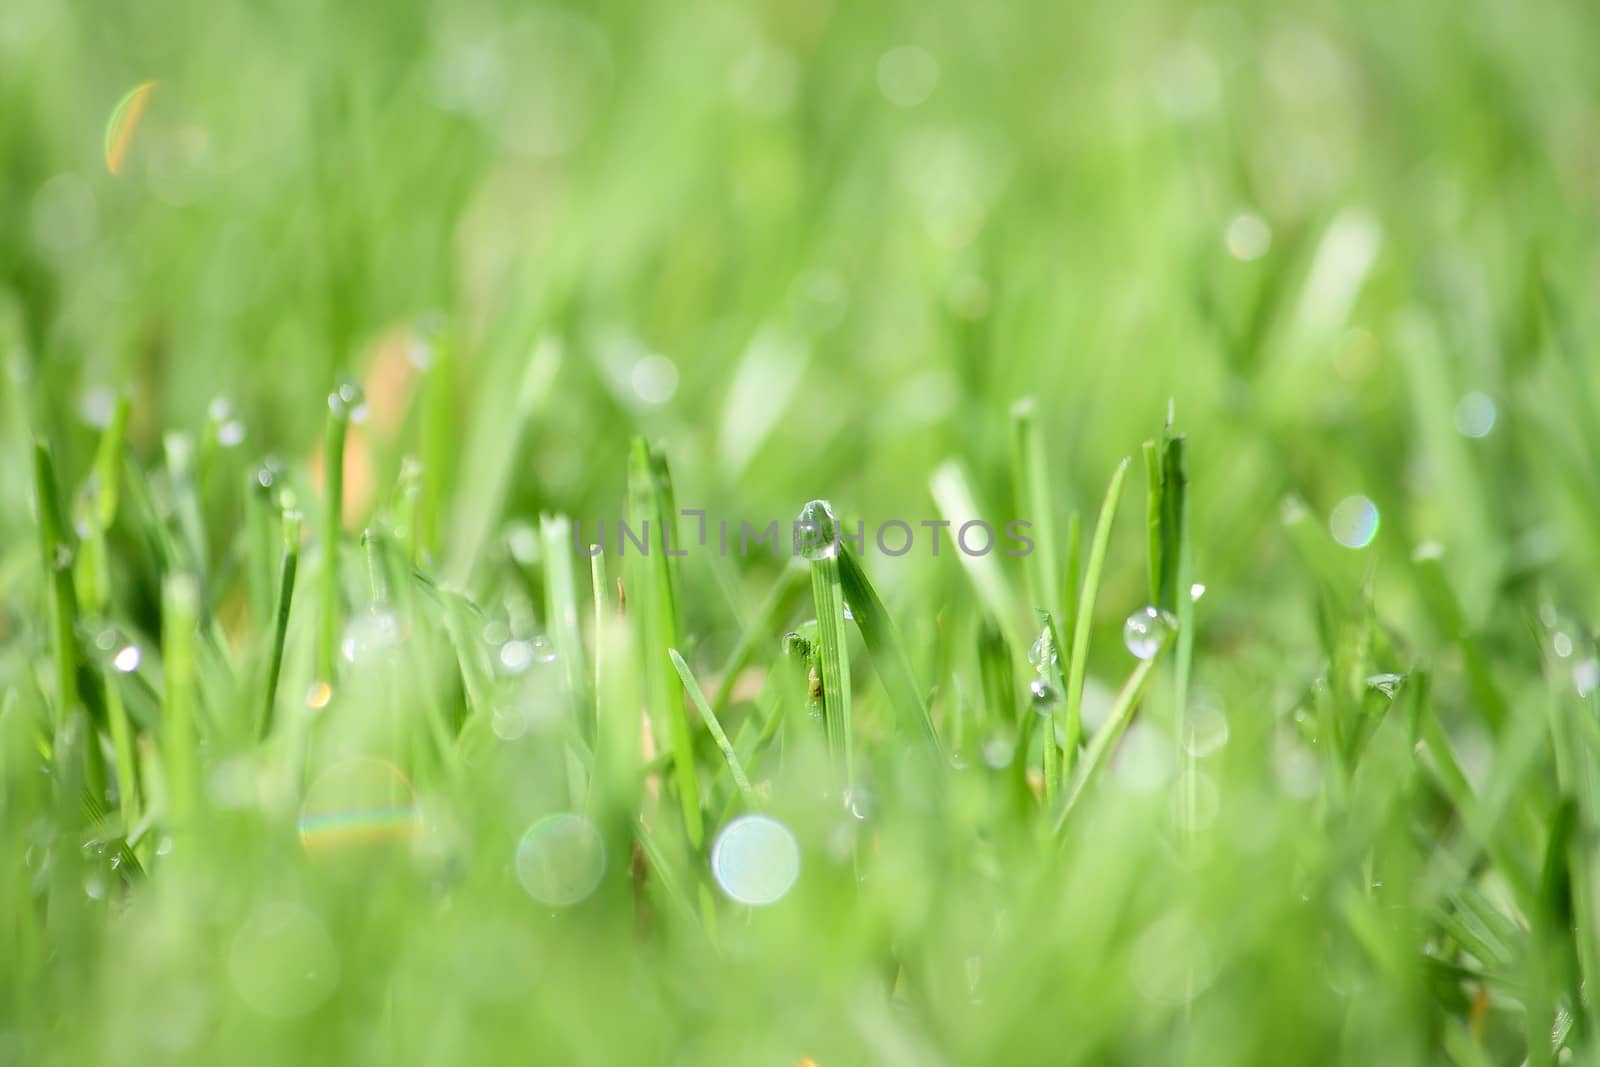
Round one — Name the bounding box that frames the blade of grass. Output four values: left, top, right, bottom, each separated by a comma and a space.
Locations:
164, 432, 208, 581
627, 440, 703, 849
1150, 425, 1195, 829
1547, 652, 1600, 1045
443, 337, 560, 586
837, 544, 944, 759
669, 649, 755, 805
542, 514, 591, 725
930, 461, 1026, 654
1010, 397, 1061, 624
1061, 457, 1130, 772
1054, 651, 1163, 832
33, 441, 80, 731
34, 440, 107, 801
82, 400, 142, 830
161, 575, 200, 835
259, 506, 302, 739
798, 500, 853, 790
318, 385, 353, 684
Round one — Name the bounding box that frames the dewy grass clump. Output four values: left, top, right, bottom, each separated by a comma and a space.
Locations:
4, 1, 1600, 1062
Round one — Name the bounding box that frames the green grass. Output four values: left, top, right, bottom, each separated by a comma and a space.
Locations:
5, 0, 1600, 1062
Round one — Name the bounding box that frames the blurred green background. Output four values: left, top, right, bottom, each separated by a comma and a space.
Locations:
6, 0, 1598, 606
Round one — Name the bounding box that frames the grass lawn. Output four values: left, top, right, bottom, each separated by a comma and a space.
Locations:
4, 0, 1600, 1062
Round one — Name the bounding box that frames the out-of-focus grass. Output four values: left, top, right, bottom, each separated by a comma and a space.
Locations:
4, 0, 1600, 1062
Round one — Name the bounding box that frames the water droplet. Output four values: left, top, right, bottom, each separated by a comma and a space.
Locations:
408, 318, 442, 370
1225, 213, 1272, 260
499, 639, 535, 674
1028, 678, 1059, 712
877, 46, 939, 107
1329, 495, 1379, 549
1123, 606, 1175, 660
77, 387, 116, 429
515, 813, 606, 908
298, 757, 420, 853
504, 521, 540, 565
1575, 658, 1599, 698
711, 813, 801, 906
1364, 672, 1405, 698
228, 902, 341, 1018
51, 543, 74, 570
630, 353, 679, 406
305, 682, 333, 710
1182, 702, 1230, 757
1027, 627, 1058, 670
340, 610, 403, 664
328, 380, 365, 418
794, 499, 840, 560
1189, 583, 1207, 602
842, 786, 873, 821
254, 459, 283, 490
112, 645, 141, 673
1453, 392, 1496, 439
217, 420, 245, 448
1554, 632, 1574, 659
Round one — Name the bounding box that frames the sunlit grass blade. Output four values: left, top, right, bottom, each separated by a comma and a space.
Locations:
1412, 544, 1508, 733
33, 441, 81, 730
930, 461, 1025, 653
164, 431, 208, 580
542, 514, 591, 724
33, 440, 109, 802
160, 575, 200, 835
1545, 640, 1600, 1045
1031, 614, 1067, 806
443, 338, 560, 585
798, 500, 853, 789
1147, 422, 1194, 827
317, 385, 354, 685
1010, 397, 1061, 624
836, 545, 943, 759
669, 649, 755, 805
627, 439, 702, 849
1061, 457, 1130, 771
81, 399, 142, 828
588, 608, 643, 906
259, 505, 302, 739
